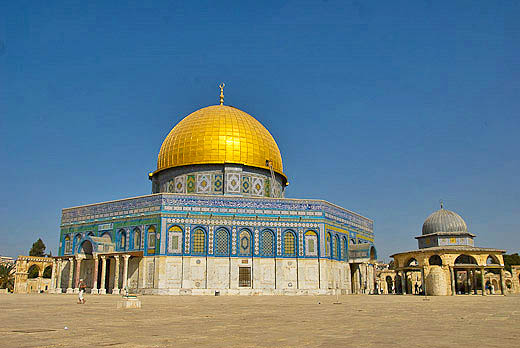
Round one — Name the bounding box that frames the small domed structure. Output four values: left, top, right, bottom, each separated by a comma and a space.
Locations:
422, 205, 467, 235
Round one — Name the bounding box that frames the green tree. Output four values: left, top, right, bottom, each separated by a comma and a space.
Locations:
29, 239, 46, 257
27, 265, 40, 278
503, 253, 520, 272
42, 266, 52, 278
0, 264, 15, 291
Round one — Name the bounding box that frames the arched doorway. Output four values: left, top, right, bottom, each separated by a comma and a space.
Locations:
395, 274, 403, 294
454, 254, 478, 294
386, 276, 393, 294
429, 255, 442, 266
27, 265, 40, 279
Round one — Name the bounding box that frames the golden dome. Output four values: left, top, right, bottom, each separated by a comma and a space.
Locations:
156, 105, 286, 180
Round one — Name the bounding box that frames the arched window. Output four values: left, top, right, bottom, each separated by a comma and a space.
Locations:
215, 228, 230, 256
454, 254, 477, 265
192, 229, 206, 255
350, 238, 356, 245
64, 235, 72, 254
100, 232, 112, 242
73, 234, 82, 252
147, 226, 157, 250
429, 255, 442, 266
119, 230, 127, 250
406, 258, 418, 267
486, 255, 499, 265
334, 235, 340, 259
261, 230, 275, 256
342, 236, 348, 260
326, 233, 331, 257
369, 246, 376, 260
133, 228, 141, 250
168, 225, 182, 253
283, 231, 296, 256
27, 265, 40, 279
304, 231, 318, 257
239, 229, 252, 256
43, 266, 52, 278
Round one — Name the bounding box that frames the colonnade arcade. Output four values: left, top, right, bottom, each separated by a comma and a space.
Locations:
392, 251, 507, 296
52, 244, 142, 294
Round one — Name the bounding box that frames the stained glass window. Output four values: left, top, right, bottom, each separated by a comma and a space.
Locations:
148, 226, 156, 249
215, 229, 229, 255
120, 231, 127, 250
168, 225, 182, 253
284, 231, 296, 256
342, 237, 347, 260
134, 228, 141, 250
334, 235, 340, 259
192, 229, 206, 254
64, 235, 72, 254
326, 233, 331, 256
305, 231, 318, 256
261, 230, 274, 256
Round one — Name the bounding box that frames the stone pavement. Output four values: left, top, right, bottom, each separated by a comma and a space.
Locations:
1, 293, 519, 348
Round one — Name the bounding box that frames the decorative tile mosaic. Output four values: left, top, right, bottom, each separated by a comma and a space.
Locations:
226, 173, 240, 193
231, 227, 237, 254
241, 175, 251, 194
186, 175, 196, 193
175, 175, 185, 193
196, 174, 211, 194
213, 174, 223, 193
251, 176, 263, 196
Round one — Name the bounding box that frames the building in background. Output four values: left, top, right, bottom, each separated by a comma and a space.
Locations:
389, 204, 519, 296
51, 89, 378, 295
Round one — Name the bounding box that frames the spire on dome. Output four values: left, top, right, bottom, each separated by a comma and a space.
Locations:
219, 83, 225, 105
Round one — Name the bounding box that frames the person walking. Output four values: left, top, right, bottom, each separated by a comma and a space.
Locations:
78, 279, 87, 304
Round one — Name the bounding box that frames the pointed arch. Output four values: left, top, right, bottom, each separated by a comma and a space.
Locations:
215, 228, 230, 256
283, 230, 296, 257
304, 230, 318, 257
261, 229, 275, 257
191, 228, 206, 255
238, 228, 252, 256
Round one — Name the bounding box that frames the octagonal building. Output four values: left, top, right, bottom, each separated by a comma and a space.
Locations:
53, 92, 376, 295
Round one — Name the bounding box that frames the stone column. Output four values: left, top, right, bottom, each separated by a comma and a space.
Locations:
421, 267, 427, 296
50, 260, 57, 292
400, 271, 406, 295
56, 260, 63, 293
480, 267, 486, 296
122, 254, 130, 293
472, 270, 478, 295
74, 256, 82, 292
91, 257, 99, 294
67, 258, 74, 293
499, 269, 505, 295
466, 269, 471, 295
99, 256, 107, 294
112, 256, 120, 294
450, 267, 456, 296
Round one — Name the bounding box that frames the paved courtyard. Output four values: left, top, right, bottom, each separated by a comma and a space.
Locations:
1, 293, 519, 348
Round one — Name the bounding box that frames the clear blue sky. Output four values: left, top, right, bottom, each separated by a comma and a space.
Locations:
1, 1, 519, 261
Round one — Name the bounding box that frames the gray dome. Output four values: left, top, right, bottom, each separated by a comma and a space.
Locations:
422, 207, 467, 235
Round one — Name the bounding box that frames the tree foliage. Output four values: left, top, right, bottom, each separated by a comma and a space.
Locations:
27, 265, 40, 279
0, 264, 15, 290
503, 253, 520, 272
42, 266, 52, 278
29, 239, 46, 257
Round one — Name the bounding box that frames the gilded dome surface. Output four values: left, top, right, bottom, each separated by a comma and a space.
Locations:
156, 105, 286, 179
422, 207, 467, 235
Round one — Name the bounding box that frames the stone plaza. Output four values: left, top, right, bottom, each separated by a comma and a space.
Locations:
1, 293, 519, 348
